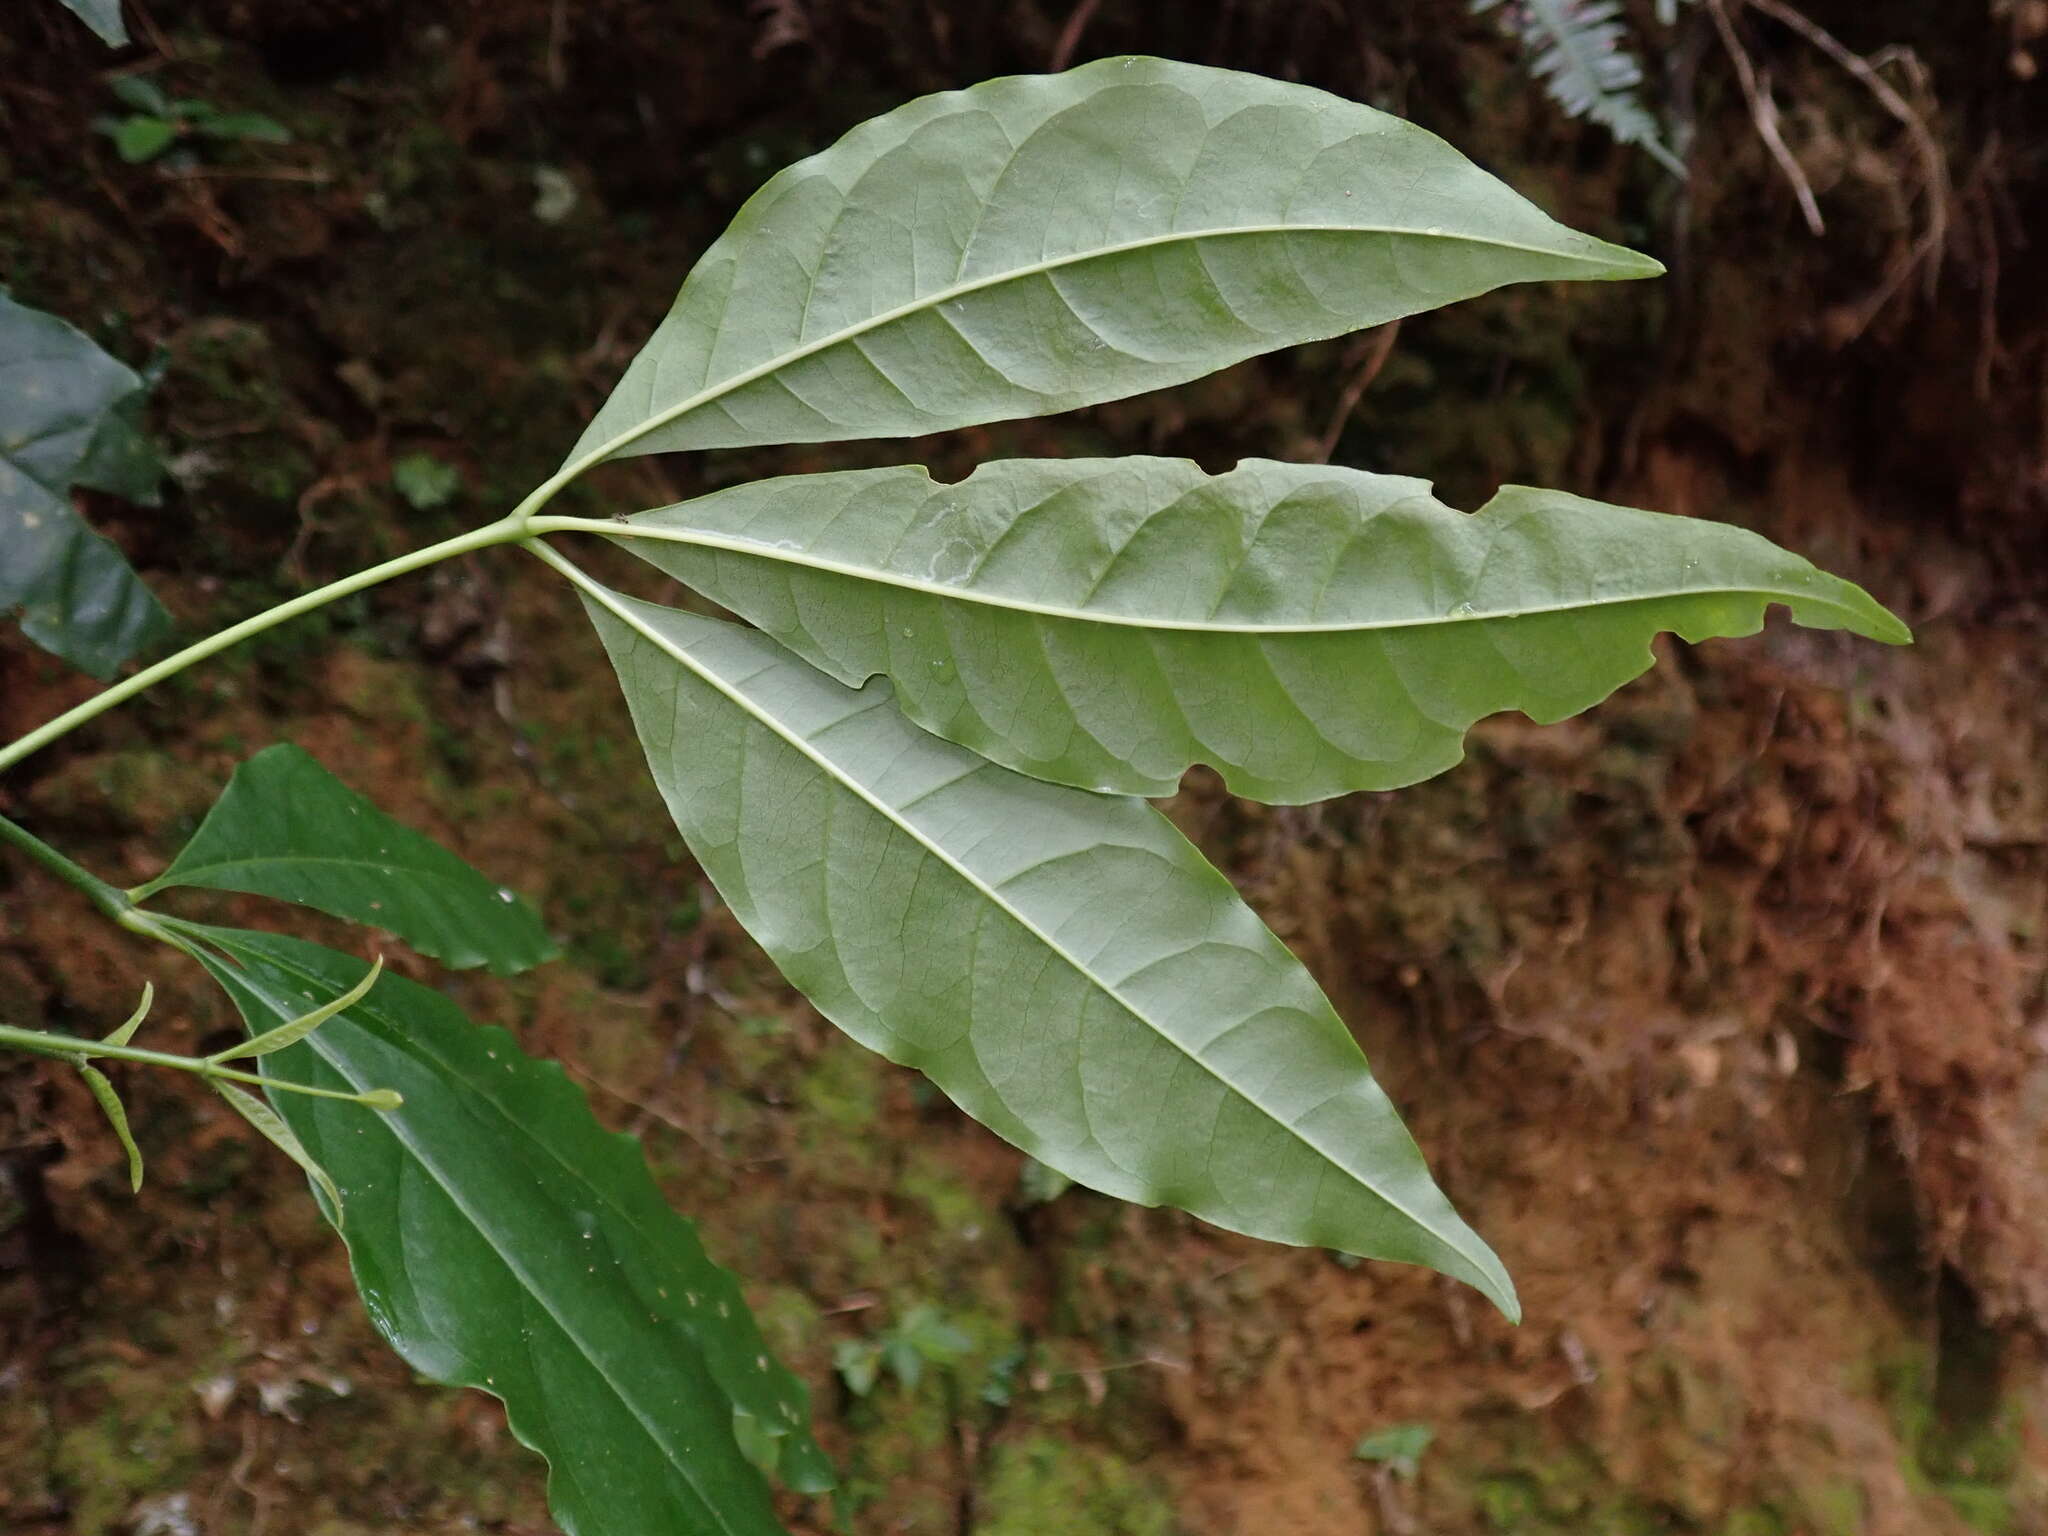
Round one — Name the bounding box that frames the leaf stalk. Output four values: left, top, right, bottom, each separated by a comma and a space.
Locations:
0, 512, 537, 776
0, 811, 134, 920
0, 1020, 401, 1108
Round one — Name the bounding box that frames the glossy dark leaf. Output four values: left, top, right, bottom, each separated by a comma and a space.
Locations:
73, 376, 163, 504
0, 292, 168, 678
196, 927, 832, 1535
139, 744, 556, 975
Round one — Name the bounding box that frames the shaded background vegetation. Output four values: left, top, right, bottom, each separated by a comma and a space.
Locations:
1, 1, 2044, 1532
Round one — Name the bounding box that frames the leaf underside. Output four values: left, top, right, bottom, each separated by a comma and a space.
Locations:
0, 293, 167, 678
577, 578, 1517, 1317
197, 928, 832, 1536
141, 744, 556, 975
612, 457, 1910, 803
570, 54, 1659, 464
59, 0, 130, 46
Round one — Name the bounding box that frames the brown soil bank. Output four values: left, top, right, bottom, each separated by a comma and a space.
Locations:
2, 2, 2043, 1532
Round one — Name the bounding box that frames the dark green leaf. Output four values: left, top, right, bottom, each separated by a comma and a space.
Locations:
569, 56, 1660, 465
139, 744, 556, 975
572, 574, 1518, 1317
195, 927, 833, 1533
109, 75, 169, 115
73, 384, 163, 505
0, 292, 169, 678
112, 115, 177, 162
605, 458, 1909, 803
197, 111, 292, 144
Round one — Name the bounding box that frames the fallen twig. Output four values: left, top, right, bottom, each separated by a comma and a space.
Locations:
1705, 0, 1825, 236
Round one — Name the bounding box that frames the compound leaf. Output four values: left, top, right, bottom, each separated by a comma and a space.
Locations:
569, 55, 1659, 465
605, 458, 1909, 803
139, 744, 555, 975
0, 292, 168, 678
573, 573, 1517, 1317
195, 927, 832, 1536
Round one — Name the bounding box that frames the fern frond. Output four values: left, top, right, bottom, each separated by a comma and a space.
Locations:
1475, 0, 1686, 176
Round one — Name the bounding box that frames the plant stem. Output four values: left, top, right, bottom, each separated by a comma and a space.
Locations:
0, 1021, 395, 1105
0, 512, 534, 776
0, 812, 131, 919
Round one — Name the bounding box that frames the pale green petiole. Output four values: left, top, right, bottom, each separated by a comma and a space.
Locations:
0, 446, 613, 778
0, 1011, 403, 1105
0, 512, 537, 776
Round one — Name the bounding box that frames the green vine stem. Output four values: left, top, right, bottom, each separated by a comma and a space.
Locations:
0, 809, 133, 920
0, 811, 397, 1200
0, 512, 536, 776
0, 1020, 400, 1107
0, 811, 396, 1111
0, 383, 701, 779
